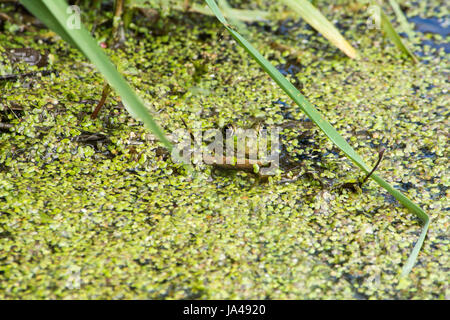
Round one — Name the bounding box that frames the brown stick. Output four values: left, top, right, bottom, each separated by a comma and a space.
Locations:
0, 12, 12, 21
361, 148, 386, 185
111, 0, 124, 39
91, 84, 111, 119
183, 0, 190, 11
114, 0, 124, 20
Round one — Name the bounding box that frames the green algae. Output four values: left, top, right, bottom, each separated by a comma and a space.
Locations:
0, 1, 448, 299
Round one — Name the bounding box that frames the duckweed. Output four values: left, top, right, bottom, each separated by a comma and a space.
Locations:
0, 0, 448, 299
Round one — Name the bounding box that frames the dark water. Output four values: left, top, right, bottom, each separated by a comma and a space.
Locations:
409, 16, 450, 53
409, 16, 449, 36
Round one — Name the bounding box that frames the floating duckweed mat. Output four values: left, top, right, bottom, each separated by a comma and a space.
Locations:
19, 0, 173, 150
0, 0, 447, 299
20, 0, 430, 276
204, 0, 429, 276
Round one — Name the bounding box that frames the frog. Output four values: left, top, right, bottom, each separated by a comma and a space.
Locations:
6, 47, 48, 68
201, 121, 279, 179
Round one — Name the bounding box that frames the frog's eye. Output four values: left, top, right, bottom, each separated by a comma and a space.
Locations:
258, 124, 269, 134
222, 123, 235, 137
253, 123, 269, 137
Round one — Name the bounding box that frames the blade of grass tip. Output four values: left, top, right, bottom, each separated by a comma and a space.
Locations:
388, 0, 414, 39
205, 0, 429, 276
19, 0, 173, 151
377, 4, 418, 63
280, 0, 358, 59
370, 173, 430, 276
218, 0, 249, 35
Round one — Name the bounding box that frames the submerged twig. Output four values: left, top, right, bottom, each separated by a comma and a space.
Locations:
113, 0, 124, 31
0, 69, 56, 81
335, 148, 386, 193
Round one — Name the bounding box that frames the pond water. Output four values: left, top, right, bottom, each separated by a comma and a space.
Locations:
0, 1, 448, 300
409, 15, 450, 53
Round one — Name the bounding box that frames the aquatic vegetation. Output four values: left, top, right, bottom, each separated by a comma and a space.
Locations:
376, 3, 418, 63
205, 0, 428, 277
280, 0, 357, 58
19, 0, 173, 150
0, 0, 447, 299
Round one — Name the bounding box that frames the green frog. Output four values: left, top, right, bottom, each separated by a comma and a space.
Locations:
205, 121, 279, 178
6, 47, 48, 68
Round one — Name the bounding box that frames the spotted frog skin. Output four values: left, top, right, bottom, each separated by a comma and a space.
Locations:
6, 48, 48, 68
207, 122, 277, 176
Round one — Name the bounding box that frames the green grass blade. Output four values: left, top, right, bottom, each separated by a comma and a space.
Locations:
19, 0, 173, 150
388, 0, 414, 39
280, 0, 358, 59
370, 173, 430, 276
205, 0, 429, 276
218, 0, 249, 35
378, 4, 418, 63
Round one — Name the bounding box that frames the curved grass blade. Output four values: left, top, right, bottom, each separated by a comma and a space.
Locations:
280, 0, 358, 59
218, 0, 249, 35
20, 0, 173, 150
377, 4, 418, 63
205, 0, 429, 276
388, 0, 414, 39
